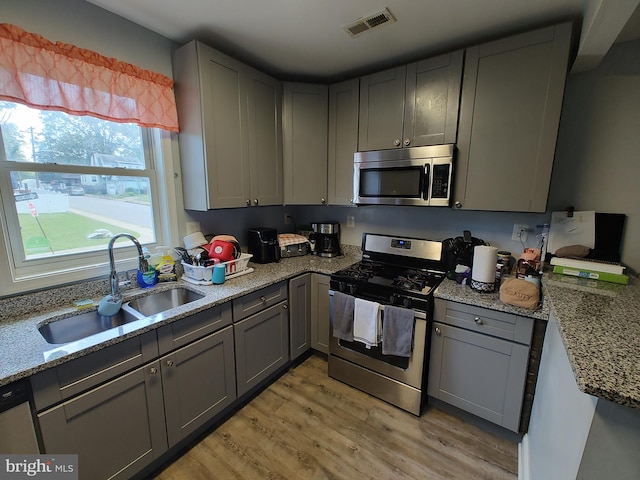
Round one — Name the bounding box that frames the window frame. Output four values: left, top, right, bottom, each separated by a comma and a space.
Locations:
0, 122, 179, 296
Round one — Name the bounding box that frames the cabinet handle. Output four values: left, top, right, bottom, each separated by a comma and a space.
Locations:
149, 367, 158, 375
455, 201, 462, 209
394, 139, 401, 147
321, 198, 326, 205
474, 317, 483, 325
253, 199, 259, 205
403, 138, 411, 146
166, 360, 174, 367
435, 327, 441, 335
282, 304, 288, 310
246, 199, 251, 206
260, 296, 266, 303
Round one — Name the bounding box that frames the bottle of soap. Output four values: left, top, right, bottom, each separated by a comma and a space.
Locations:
155, 246, 177, 282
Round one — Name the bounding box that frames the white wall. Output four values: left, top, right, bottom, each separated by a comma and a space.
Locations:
0, 0, 177, 76
548, 38, 640, 273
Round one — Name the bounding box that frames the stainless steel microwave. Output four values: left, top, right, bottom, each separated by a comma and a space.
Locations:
353, 144, 454, 207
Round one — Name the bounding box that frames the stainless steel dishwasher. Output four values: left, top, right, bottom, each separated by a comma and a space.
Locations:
0, 379, 40, 453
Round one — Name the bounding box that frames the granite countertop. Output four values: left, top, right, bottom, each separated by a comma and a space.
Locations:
436, 273, 640, 410
434, 277, 550, 320
0, 252, 359, 387
542, 272, 640, 409
4, 251, 639, 411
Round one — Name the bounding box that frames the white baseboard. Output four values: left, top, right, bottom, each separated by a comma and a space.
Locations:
518, 433, 530, 480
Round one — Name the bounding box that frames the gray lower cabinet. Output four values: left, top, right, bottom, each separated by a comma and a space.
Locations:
234, 301, 290, 397
32, 304, 235, 480
37, 361, 167, 480
161, 325, 236, 447
428, 299, 534, 432
310, 273, 330, 354
289, 274, 311, 361
454, 22, 572, 212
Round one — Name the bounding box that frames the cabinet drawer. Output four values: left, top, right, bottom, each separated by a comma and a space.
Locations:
232, 282, 288, 322
157, 302, 232, 355
31, 331, 158, 411
434, 299, 534, 345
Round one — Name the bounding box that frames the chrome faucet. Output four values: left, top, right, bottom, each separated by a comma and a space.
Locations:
107, 233, 148, 301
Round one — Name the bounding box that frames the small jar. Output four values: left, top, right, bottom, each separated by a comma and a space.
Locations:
497, 250, 512, 276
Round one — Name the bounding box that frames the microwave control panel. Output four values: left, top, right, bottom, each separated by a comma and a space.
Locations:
431, 164, 450, 199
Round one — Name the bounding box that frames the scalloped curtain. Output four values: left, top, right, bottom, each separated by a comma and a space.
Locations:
0, 23, 179, 132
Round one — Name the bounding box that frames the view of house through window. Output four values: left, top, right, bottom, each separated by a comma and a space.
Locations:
0, 102, 156, 260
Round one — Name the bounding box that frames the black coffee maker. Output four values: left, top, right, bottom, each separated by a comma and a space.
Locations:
309, 222, 341, 257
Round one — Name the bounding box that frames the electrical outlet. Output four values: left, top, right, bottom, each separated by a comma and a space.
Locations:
284, 213, 292, 224
346, 215, 355, 228
512, 224, 529, 242
186, 221, 200, 234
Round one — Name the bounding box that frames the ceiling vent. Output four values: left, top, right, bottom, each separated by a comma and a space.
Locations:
344, 8, 396, 37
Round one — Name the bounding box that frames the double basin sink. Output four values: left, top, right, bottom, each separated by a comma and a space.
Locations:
38, 288, 204, 344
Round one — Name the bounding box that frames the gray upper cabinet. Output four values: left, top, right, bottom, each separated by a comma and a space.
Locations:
283, 82, 329, 205
358, 50, 463, 151
454, 23, 572, 212
173, 41, 283, 210
328, 79, 359, 206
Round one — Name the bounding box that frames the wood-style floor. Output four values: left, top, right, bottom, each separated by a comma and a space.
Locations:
153, 354, 517, 480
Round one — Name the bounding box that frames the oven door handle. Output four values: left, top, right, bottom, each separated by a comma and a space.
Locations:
329, 290, 427, 320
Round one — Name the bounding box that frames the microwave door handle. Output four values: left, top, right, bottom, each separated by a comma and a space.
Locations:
423, 163, 431, 201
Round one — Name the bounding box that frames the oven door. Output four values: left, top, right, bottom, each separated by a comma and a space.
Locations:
328, 291, 428, 389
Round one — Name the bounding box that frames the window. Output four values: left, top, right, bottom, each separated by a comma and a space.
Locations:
0, 24, 180, 294
0, 102, 178, 293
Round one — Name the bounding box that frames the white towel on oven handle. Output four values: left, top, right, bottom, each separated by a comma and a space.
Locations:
353, 298, 381, 347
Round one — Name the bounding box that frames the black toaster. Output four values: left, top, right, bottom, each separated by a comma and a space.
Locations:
247, 228, 280, 264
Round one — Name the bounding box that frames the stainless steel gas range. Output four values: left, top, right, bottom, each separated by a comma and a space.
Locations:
328, 233, 446, 415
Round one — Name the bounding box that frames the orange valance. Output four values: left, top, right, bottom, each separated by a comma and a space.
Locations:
0, 23, 179, 132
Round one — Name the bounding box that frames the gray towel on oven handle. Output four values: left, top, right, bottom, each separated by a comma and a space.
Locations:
381, 305, 414, 357
332, 291, 355, 341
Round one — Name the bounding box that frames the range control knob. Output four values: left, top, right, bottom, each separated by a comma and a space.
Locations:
402, 297, 411, 308
388, 295, 396, 305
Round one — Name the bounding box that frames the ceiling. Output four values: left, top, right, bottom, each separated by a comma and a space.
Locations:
86, 0, 640, 81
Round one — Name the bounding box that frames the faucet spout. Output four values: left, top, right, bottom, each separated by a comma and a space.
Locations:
107, 233, 148, 301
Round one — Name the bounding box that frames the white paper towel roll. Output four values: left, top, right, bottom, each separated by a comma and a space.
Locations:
472, 245, 498, 284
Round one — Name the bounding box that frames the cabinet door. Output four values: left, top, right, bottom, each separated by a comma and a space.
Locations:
198, 44, 251, 208
358, 66, 407, 151
161, 325, 236, 447
454, 23, 572, 212
283, 82, 329, 205
247, 68, 283, 206
289, 274, 311, 361
37, 362, 167, 480
234, 302, 289, 397
428, 322, 529, 432
404, 50, 463, 147
328, 78, 359, 205
310, 273, 330, 354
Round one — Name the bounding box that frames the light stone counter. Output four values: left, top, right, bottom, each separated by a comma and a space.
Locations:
0, 251, 359, 387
